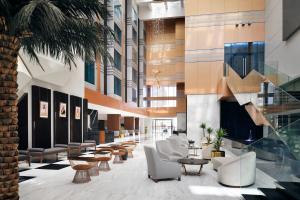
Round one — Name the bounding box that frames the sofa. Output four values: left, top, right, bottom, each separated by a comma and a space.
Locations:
144, 146, 181, 182
156, 140, 184, 161
217, 152, 256, 187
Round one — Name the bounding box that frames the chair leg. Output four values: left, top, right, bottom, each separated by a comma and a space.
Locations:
99, 161, 111, 171
88, 163, 99, 176
178, 177, 181, 181
113, 155, 123, 164
72, 170, 91, 184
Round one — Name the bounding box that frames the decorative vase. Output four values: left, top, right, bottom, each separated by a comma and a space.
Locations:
211, 150, 225, 158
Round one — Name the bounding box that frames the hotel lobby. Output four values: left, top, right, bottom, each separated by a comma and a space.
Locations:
1, 0, 300, 199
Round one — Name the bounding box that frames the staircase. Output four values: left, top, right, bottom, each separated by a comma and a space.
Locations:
219, 64, 300, 199
243, 182, 300, 200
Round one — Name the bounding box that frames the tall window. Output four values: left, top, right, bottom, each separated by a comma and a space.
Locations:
114, 5, 122, 21
132, 68, 138, 83
114, 50, 121, 71
85, 61, 95, 85
132, 28, 138, 45
132, 8, 138, 25
114, 23, 122, 45
132, 47, 138, 65
114, 77, 121, 96
132, 88, 137, 102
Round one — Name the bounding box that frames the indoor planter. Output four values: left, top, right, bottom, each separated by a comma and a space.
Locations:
211, 128, 227, 158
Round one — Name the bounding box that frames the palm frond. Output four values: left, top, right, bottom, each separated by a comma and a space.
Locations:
13, 0, 65, 36
54, 0, 109, 20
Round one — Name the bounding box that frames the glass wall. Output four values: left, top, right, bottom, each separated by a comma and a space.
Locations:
225, 42, 265, 78
150, 86, 176, 97
132, 68, 138, 84
114, 24, 122, 45
114, 76, 121, 96
114, 50, 121, 71
132, 88, 137, 102
85, 61, 95, 85
114, 5, 122, 21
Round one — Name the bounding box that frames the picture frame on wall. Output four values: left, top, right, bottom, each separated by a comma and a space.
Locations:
59, 103, 67, 118
75, 106, 81, 120
40, 101, 48, 118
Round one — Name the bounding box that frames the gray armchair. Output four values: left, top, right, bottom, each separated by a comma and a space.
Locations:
156, 140, 183, 161
167, 137, 188, 158
144, 146, 181, 182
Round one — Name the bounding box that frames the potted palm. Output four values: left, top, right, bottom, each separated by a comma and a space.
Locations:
211, 128, 227, 158
0, 1, 112, 198
200, 123, 206, 137
206, 127, 213, 144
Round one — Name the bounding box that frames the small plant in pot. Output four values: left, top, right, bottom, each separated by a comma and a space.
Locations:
206, 127, 213, 144
211, 128, 227, 158
200, 123, 206, 138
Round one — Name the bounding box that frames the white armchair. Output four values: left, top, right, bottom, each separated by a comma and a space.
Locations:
156, 140, 184, 162
144, 146, 181, 182
217, 152, 256, 187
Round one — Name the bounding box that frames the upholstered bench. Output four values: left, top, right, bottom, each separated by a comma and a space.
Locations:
28, 145, 67, 166
18, 150, 29, 165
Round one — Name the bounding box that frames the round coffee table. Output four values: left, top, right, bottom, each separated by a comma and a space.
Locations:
178, 158, 208, 175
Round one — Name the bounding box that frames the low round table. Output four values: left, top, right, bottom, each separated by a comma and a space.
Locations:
177, 158, 208, 176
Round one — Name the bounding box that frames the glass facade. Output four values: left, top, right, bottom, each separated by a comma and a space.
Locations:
132, 68, 138, 84
114, 50, 121, 71
114, 24, 122, 45
225, 42, 265, 78
132, 88, 137, 102
114, 5, 122, 21
132, 8, 138, 26
150, 86, 176, 97
85, 61, 95, 85
114, 76, 121, 96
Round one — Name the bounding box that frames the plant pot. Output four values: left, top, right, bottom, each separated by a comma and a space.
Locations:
211, 150, 225, 158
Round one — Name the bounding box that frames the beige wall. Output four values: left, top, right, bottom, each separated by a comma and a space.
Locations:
185, 0, 265, 95
145, 19, 185, 86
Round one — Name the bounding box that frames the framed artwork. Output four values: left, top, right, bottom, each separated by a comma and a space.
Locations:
59, 103, 67, 118
75, 106, 81, 120
40, 101, 48, 118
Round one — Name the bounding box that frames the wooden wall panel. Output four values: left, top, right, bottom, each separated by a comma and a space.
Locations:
107, 114, 120, 131
185, 61, 223, 94
53, 91, 69, 145
185, 0, 264, 16
124, 117, 135, 130
85, 88, 148, 116
185, 26, 224, 50
32, 85, 51, 148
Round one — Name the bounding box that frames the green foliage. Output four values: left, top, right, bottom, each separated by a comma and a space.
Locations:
214, 128, 227, 151
206, 127, 213, 144
0, 0, 113, 68
200, 122, 206, 137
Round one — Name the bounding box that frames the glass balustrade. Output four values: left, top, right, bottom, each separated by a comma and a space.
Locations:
240, 120, 300, 184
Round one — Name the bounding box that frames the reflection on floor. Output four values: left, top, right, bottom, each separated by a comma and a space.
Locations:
19, 137, 276, 200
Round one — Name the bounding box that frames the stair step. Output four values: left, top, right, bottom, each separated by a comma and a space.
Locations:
259, 188, 296, 200
242, 194, 267, 200
276, 182, 300, 200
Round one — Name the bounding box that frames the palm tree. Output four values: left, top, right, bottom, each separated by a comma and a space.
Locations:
0, 1, 113, 199
200, 122, 206, 137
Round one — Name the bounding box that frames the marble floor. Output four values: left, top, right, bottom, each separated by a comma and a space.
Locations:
19, 137, 276, 200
